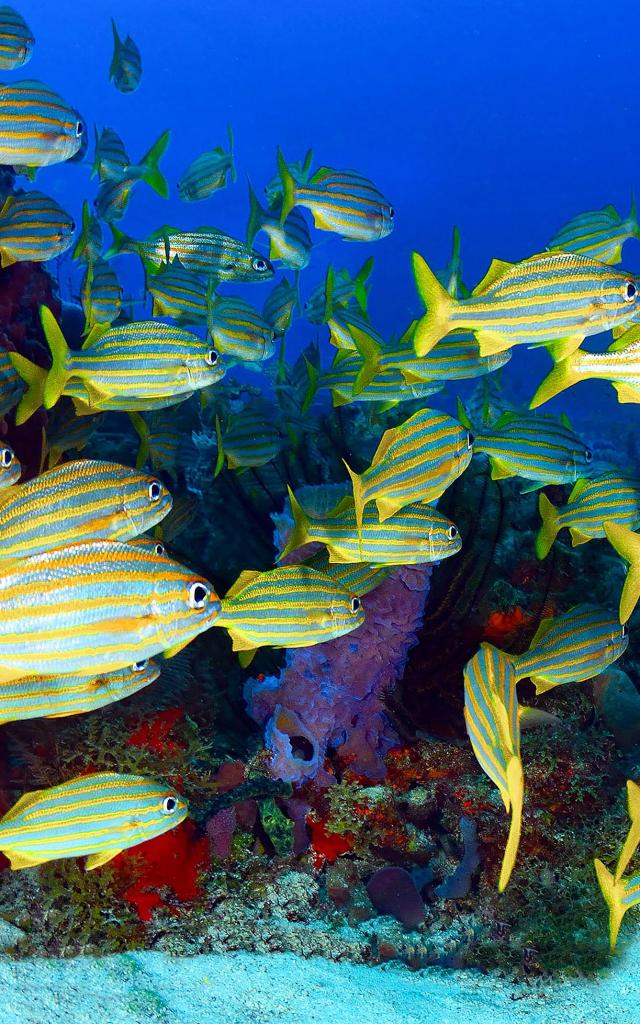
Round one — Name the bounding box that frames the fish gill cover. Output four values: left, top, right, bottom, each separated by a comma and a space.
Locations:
0, 0, 635, 983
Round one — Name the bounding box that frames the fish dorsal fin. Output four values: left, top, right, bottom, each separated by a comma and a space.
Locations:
226, 569, 262, 599
371, 424, 402, 466
568, 478, 588, 503
0, 789, 45, 824
81, 324, 111, 350
560, 412, 572, 430
570, 528, 591, 546
309, 166, 333, 184
489, 457, 514, 480
528, 616, 554, 650
0, 195, 14, 219
492, 410, 519, 430
603, 204, 620, 219
609, 324, 640, 351
327, 495, 354, 518
398, 320, 417, 346
471, 258, 514, 296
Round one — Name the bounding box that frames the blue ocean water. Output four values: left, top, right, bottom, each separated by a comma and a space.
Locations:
24, 0, 640, 419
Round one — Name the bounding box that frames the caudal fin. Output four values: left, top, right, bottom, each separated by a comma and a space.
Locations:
227, 124, 237, 184
348, 324, 382, 396
343, 460, 366, 553
278, 486, 311, 560
109, 19, 122, 80
604, 520, 640, 623
104, 223, 134, 259
40, 307, 71, 410
129, 412, 150, 470
529, 353, 582, 409
246, 179, 265, 247
498, 756, 524, 893
411, 251, 454, 356
139, 130, 171, 198
535, 492, 560, 560
594, 858, 627, 951
277, 148, 296, 225
9, 353, 47, 425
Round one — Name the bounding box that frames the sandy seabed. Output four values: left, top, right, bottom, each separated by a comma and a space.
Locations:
1, 940, 638, 1024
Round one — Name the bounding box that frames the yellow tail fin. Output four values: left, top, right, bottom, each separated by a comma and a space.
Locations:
535, 492, 559, 560
411, 252, 454, 356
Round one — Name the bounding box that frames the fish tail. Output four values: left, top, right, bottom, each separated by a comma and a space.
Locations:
9, 353, 47, 425
631, 192, 638, 234
129, 412, 150, 470
227, 124, 237, 184
535, 492, 560, 560
104, 223, 133, 259
498, 756, 524, 892
40, 307, 71, 410
246, 179, 266, 246
603, 520, 640, 624
214, 414, 226, 477
411, 251, 454, 356
301, 356, 319, 414
277, 147, 296, 225
109, 18, 122, 79
594, 858, 626, 951
278, 486, 311, 560
349, 325, 382, 396
353, 256, 374, 312
139, 130, 171, 198
529, 352, 581, 409
343, 460, 365, 552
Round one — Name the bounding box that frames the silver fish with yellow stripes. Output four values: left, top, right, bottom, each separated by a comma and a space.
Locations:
10, 306, 224, 418
72, 200, 103, 265
509, 605, 627, 695
303, 549, 391, 597
247, 180, 312, 271
343, 408, 472, 538
595, 780, 640, 950
303, 352, 443, 412
459, 407, 593, 490
536, 473, 640, 558
0, 539, 220, 681
603, 521, 640, 624
0, 6, 33, 70
109, 18, 142, 94
548, 199, 639, 265
130, 410, 181, 483
178, 124, 236, 201
324, 306, 382, 353
215, 565, 364, 662
106, 222, 274, 284
530, 324, 640, 408
280, 488, 461, 565
0, 659, 160, 725
81, 258, 123, 331
94, 129, 170, 222
278, 150, 394, 242
91, 125, 129, 181
207, 295, 276, 363
0, 771, 186, 870
148, 258, 208, 323
412, 250, 640, 359
0, 191, 74, 267
0, 458, 171, 562
214, 403, 281, 473
263, 277, 297, 335
0, 79, 83, 171
305, 259, 373, 324
463, 643, 524, 892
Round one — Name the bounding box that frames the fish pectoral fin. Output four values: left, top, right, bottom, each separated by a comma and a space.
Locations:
86, 849, 122, 871
5, 849, 47, 870
400, 368, 430, 384
0, 250, 17, 269
569, 528, 591, 547
489, 457, 514, 481
613, 382, 640, 405
519, 480, 546, 494
543, 336, 583, 362
475, 332, 513, 358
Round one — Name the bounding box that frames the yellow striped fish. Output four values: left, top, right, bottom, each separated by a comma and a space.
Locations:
208, 296, 276, 363
0, 191, 74, 266
214, 403, 281, 473
147, 258, 208, 323
94, 129, 170, 223
91, 125, 129, 182
130, 410, 180, 482
530, 324, 640, 408
10, 306, 224, 416
304, 352, 443, 412
305, 259, 373, 324
280, 488, 461, 565
536, 473, 640, 558
0, 659, 160, 724
510, 605, 627, 694
603, 521, 640, 623
0, 6, 33, 70
72, 200, 102, 265
548, 199, 639, 265
595, 780, 640, 949
0, 771, 186, 870
178, 124, 236, 201
303, 549, 391, 597
0, 442, 20, 488
81, 258, 123, 331
278, 150, 394, 242
343, 408, 472, 539
109, 19, 142, 94
247, 180, 312, 271
412, 250, 640, 359
463, 643, 523, 891
0, 539, 220, 680
0, 458, 172, 561
0, 79, 84, 170
215, 565, 364, 661
106, 223, 274, 284
263, 277, 296, 335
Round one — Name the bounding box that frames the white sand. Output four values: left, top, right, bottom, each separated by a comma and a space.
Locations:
0, 942, 638, 1024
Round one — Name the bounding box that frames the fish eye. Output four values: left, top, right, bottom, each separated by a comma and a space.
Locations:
188, 580, 209, 609
133, 660, 148, 672
148, 480, 163, 502
467, 432, 474, 448
447, 524, 458, 540
252, 257, 269, 272
622, 624, 628, 637
624, 280, 637, 302
350, 596, 361, 613
389, 206, 395, 218
153, 542, 166, 556
206, 349, 219, 366
0, 448, 13, 468
69, 220, 75, 232
75, 120, 84, 138
585, 448, 593, 462
161, 795, 178, 815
